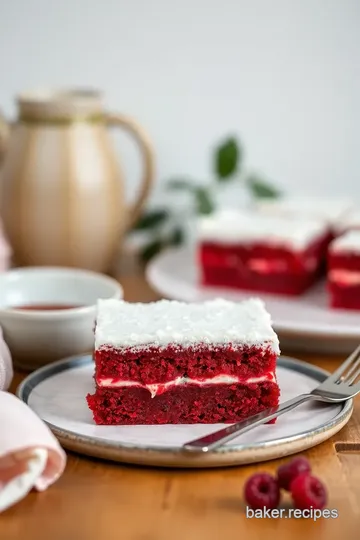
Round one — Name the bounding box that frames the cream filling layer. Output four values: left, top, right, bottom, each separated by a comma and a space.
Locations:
97, 372, 276, 398
329, 269, 360, 286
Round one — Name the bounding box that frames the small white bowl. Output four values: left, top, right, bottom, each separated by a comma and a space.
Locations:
0, 267, 123, 370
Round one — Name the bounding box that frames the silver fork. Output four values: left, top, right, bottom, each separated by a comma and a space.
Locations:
183, 345, 360, 453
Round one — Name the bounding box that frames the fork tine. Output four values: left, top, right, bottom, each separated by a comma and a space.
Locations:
351, 379, 360, 393
342, 356, 360, 383
329, 344, 360, 383
345, 363, 360, 385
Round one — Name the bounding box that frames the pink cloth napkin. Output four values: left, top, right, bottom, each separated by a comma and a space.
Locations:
0, 327, 13, 391
0, 218, 11, 271
0, 329, 66, 512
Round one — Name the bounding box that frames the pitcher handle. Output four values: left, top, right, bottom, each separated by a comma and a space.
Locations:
105, 112, 155, 230
0, 110, 9, 164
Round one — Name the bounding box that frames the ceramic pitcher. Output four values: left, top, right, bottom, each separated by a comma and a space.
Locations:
0, 89, 155, 272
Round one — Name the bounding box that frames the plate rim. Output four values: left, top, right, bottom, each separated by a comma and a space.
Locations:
146, 246, 360, 340
17, 353, 353, 457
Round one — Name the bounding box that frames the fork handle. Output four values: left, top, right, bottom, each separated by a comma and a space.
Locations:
183, 394, 314, 453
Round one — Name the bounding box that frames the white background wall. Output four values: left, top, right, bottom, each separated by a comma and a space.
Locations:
0, 0, 359, 206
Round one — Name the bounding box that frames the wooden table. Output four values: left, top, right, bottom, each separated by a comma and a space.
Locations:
4, 274, 360, 540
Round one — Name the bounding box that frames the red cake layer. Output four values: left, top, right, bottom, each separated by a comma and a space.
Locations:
201, 265, 318, 295
328, 251, 360, 309
328, 252, 360, 271
199, 235, 329, 296
328, 284, 360, 310
95, 343, 277, 384
87, 381, 280, 425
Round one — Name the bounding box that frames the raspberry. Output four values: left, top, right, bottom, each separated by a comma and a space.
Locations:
277, 456, 311, 491
244, 473, 281, 509
290, 473, 327, 510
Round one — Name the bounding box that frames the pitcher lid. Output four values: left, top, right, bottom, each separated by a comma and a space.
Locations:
17, 88, 104, 121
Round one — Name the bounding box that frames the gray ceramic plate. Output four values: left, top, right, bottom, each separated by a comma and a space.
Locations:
17, 355, 353, 468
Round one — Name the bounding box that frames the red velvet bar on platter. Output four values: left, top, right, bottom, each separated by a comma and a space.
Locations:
328, 231, 360, 310
198, 210, 330, 296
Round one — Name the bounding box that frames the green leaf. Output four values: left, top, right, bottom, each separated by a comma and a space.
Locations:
133, 209, 169, 231
167, 178, 194, 190
139, 239, 164, 263
247, 175, 280, 199
139, 228, 185, 264
168, 226, 184, 246
215, 137, 241, 180
194, 187, 215, 214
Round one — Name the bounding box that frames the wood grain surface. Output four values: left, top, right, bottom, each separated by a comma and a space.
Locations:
3, 274, 360, 540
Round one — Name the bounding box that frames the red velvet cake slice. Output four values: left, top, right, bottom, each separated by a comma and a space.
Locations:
198, 210, 329, 296
328, 231, 360, 310
86, 298, 280, 425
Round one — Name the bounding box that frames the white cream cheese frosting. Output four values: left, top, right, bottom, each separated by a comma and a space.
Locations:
197, 209, 327, 250
330, 230, 360, 254
95, 297, 280, 353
